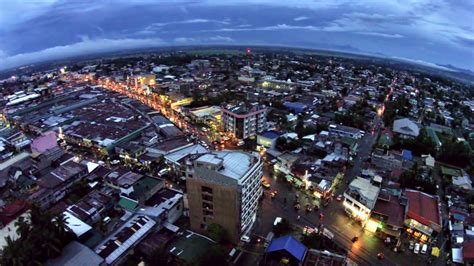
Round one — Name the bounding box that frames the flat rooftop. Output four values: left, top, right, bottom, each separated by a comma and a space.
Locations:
348, 177, 380, 202
196, 151, 255, 180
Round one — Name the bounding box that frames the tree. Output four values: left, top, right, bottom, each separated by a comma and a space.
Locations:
199, 246, 228, 266
438, 138, 471, 168
146, 247, 175, 266
207, 223, 229, 244
0, 205, 75, 265
273, 218, 291, 237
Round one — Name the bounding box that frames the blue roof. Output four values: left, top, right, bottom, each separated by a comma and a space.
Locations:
283, 101, 307, 108
261, 131, 281, 139
453, 213, 466, 221
402, 149, 413, 161
265, 235, 307, 262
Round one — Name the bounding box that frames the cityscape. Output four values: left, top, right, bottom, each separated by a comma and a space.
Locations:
0, 1, 474, 266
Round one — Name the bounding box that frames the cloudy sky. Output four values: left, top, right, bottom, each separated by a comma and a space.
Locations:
0, 0, 473, 70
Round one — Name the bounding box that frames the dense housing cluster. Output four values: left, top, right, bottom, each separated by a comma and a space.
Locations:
0, 48, 473, 265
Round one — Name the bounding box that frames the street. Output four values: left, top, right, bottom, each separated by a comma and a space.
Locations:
241, 125, 435, 265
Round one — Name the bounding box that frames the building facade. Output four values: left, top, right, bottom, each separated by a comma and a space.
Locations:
186, 151, 263, 243
343, 177, 381, 225
221, 103, 267, 140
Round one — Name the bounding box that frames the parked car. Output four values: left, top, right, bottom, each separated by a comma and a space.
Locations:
240, 235, 251, 243
409, 241, 415, 250
237, 140, 245, 146
414, 243, 421, 254
336, 195, 343, 201
421, 244, 428, 254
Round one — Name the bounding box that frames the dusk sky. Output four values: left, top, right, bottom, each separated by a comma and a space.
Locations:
0, 0, 473, 71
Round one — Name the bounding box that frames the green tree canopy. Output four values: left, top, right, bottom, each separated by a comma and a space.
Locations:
206, 223, 229, 244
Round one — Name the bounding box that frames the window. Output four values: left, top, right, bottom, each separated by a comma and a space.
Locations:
203, 209, 213, 216
202, 186, 213, 194
202, 194, 213, 202
203, 202, 213, 210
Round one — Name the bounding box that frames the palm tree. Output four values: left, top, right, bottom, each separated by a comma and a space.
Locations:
53, 212, 69, 239
14, 215, 31, 240
1, 236, 25, 266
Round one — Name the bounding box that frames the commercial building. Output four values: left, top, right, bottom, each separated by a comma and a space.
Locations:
188, 106, 222, 124
221, 103, 267, 140
186, 151, 263, 243
128, 74, 156, 88
393, 118, 420, 139
343, 177, 381, 225
257, 131, 281, 149
404, 189, 442, 242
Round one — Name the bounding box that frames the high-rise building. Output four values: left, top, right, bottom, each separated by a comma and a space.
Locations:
221, 103, 267, 140
186, 151, 263, 243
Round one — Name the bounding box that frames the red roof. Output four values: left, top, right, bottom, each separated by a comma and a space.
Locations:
405, 189, 441, 228
463, 241, 474, 260
373, 193, 406, 227
0, 200, 29, 226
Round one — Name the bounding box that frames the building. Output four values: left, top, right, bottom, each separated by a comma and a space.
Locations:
343, 177, 381, 225
128, 74, 156, 88
221, 103, 267, 140
371, 149, 404, 171
186, 151, 263, 243
404, 189, 442, 242
188, 106, 222, 125
264, 235, 308, 266
367, 192, 407, 238
257, 131, 281, 149
31, 160, 88, 209
48, 241, 104, 266
393, 118, 420, 139
328, 124, 363, 139
95, 215, 156, 265
283, 101, 308, 114
66, 190, 114, 224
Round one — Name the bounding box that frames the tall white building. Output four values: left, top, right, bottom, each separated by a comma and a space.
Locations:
186, 151, 263, 243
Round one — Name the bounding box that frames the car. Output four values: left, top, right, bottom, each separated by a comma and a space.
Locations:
240, 235, 251, 243
414, 243, 421, 254
336, 195, 343, 201
421, 244, 428, 254
261, 180, 270, 188
409, 241, 415, 250
237, 140, 245, 146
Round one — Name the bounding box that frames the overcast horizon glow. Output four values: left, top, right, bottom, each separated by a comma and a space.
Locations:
0, 0, 473, 71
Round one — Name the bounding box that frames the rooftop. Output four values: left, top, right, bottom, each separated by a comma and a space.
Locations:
260, 130, 281, 140
405, 189, 441, 228
95, 215, 156, 264
48, 241, 104, 266
349, 177, 380, 202
195, 151, 256, 180
266, 235, 307, 262
372, 193, 406, 227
